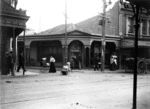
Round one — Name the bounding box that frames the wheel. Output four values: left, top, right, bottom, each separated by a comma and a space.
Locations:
137, 60, 147, 74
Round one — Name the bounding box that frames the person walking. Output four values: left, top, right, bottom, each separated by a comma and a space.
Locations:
49, 56, 56, 73
17, 52, 26, 73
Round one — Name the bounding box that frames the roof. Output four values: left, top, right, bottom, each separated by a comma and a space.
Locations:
38, 23, 91, 35
76, 15, 102, 35
38, 13, 116, 36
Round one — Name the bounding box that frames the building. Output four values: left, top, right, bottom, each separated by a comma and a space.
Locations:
18, 22, 120, 69
119, 1, 150, 68
0, 0, 29, 74
17, 1, 150, 69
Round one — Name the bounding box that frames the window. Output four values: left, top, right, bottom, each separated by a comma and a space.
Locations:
142, 19, 147, 35
127, 17, 134, 33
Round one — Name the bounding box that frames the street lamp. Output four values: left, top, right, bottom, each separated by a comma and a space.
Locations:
120, 0, 150, 109
101, 0, 112, 71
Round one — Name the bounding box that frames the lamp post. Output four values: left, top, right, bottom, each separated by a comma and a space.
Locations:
120, 0, 150, 109
101, 0, 111, 71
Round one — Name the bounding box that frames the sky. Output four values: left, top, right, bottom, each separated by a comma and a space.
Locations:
17, 0, 118, 33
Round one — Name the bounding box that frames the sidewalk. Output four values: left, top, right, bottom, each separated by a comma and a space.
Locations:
0, 70, 40, 78
0, 67, 127, 78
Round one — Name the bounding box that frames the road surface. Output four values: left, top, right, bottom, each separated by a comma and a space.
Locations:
0, 69, 150, 109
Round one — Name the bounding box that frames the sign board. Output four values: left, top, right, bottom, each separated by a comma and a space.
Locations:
121, 40, 150, 47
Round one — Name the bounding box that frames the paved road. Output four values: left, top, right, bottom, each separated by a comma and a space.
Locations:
0, 69, 150, 109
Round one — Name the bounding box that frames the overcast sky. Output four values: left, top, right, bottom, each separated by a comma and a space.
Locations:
17, 0, 118, 32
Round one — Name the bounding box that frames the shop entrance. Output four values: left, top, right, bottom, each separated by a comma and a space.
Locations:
69, 40, 83, 69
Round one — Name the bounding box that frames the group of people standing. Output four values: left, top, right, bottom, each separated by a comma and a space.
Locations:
42, 53, 117, 73
70, 55, 81, 70
6, 51, 26, 76
6, 51, 117, 76
93, 53, 118, 71
41, 55, 82, 73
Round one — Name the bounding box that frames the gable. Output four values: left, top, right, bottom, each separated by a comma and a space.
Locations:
68, 30, 91, 36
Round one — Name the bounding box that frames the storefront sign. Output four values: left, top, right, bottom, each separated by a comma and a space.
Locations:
122, 40, 150, 47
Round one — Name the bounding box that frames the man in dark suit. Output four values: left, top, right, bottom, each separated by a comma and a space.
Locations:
17, 52, 26, 73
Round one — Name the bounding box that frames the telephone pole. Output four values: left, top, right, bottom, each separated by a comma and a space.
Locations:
64, 0, 68, 64
101, 0, 111, 71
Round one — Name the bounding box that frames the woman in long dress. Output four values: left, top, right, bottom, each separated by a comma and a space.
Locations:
49, 56, 56, 73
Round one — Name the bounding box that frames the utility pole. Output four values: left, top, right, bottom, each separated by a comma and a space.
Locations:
64, 0, 68, 65
101, 0, 106, 71
101, 0, 111, 71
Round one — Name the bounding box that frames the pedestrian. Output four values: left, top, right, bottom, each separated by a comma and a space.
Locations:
110, 54, 117, 70
67, 62, 71, 71
41, 57, 47, 67
49, 56, 56, 73
77, 54, 81, 70
6, 51, 15, 76
70, 57, 75, 71
94, 56, 99, 71
17, 52, 26, 73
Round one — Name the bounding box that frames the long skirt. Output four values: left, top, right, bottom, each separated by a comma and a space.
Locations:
49, 62, 56, 73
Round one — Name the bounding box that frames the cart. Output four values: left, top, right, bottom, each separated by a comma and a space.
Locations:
137, 58, 150, 74
61, 62, 71, 75
124, 57, 150, 74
